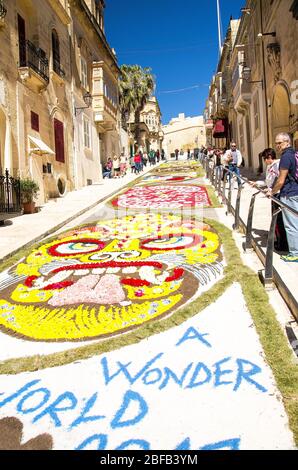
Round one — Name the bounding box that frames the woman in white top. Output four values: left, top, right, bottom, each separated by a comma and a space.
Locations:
120, 153, 127, 177
251, 148, 288, 251
113, 155, 120, 178
252, 148, 279, 189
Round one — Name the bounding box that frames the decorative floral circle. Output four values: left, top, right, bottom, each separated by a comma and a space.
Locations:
48, 239, 105, 257
142, 174, 196, 183
112, 185, 211, 209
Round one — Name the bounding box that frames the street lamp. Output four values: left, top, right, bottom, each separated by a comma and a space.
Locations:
242, 66, 264, 89
74, 92, 93, 116
257, 32, 276, 38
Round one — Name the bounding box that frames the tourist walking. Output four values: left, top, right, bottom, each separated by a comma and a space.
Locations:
112, 154, 120, 178
134, 151, 142, 174
223, 142, 243, 188
120, 153, 127, 177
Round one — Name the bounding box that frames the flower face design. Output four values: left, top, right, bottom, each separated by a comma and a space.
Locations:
0, 214, 222, 341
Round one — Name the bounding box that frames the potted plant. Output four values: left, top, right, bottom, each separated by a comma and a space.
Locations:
20, 178, 39, 214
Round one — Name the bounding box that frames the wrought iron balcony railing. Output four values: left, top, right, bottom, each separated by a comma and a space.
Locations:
53, 58, 66, 79
0, 3, 7, 19
19, 39, 49, 83
0, 170, 21, 214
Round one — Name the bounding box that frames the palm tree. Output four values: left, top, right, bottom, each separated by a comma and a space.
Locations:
119, 64, 155, 148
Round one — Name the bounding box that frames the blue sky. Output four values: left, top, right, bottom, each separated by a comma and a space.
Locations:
105, 0, 244, 124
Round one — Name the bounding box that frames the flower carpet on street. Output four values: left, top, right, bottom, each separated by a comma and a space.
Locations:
0, 161, 296, 450
0, 214, 222, 342
111, 185, 212, 209
141, 173, 197, 183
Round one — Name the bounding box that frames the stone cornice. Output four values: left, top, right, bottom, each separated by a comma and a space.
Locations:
47, 0, 71, 25
69, 0, 120, 73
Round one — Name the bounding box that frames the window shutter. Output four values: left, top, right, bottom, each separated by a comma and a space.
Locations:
18, 15, 26, 67
52, 30, 60, 73
31, 111, 39, 132
54, 118, 65, 163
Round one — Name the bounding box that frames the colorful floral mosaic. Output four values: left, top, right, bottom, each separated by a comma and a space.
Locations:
141, 173, 197, 183
111, 185, 211, 209
156, 162, 201, 174
0, 214, 223, 342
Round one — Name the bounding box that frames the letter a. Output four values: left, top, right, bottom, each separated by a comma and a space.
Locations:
176, 327, 211, 348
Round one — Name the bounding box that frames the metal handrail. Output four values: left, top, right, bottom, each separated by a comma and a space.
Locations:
53, 58, 66, 79
0, 169, 21, 214
201, 155, 298, 286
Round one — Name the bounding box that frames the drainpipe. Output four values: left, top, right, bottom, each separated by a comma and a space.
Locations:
68, 15, 78, 189
260, 0, 270, 148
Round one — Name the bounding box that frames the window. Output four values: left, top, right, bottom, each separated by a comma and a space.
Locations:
83, 116, 91, 149
253, 94, 260, 134
103, 79, 117, 107
31, 111, 39, 132
95, 3, 104, 30
18, 14, 26, 67
54, 118, 65, 163
52, 30, 60, 74
81, 57, 88, 89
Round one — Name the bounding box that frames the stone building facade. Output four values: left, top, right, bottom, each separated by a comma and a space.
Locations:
204, 0, 298, 171
127, 96, 163, 156
0, 0, 121, 205
140, 97, 164, 152
163, 113, 205, 156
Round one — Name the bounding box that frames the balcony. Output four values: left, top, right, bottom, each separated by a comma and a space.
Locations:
18, 40, 49, 91
50, 58, 66, 85
232, 66, 251, 112
92, 62, 118, 132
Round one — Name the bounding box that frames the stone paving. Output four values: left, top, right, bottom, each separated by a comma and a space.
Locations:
0, 164, 162, 261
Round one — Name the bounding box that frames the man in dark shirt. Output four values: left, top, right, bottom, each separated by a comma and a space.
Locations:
269, 133, 298, 261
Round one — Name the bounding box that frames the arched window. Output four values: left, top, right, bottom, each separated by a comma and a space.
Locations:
52, 30, 60, 75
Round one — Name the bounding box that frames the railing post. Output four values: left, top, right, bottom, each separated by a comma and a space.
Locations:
226, 173, 232, 214
244, 191, 261, 251
217, 167, 222, 194
259, 208, 280, 288
210, 165, 215, 185
233, 184, 243, 230
222, 170, 227, 203
5, 169, 10, 212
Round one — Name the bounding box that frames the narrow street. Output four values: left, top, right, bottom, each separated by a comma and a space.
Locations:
0, 160, 295, 451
